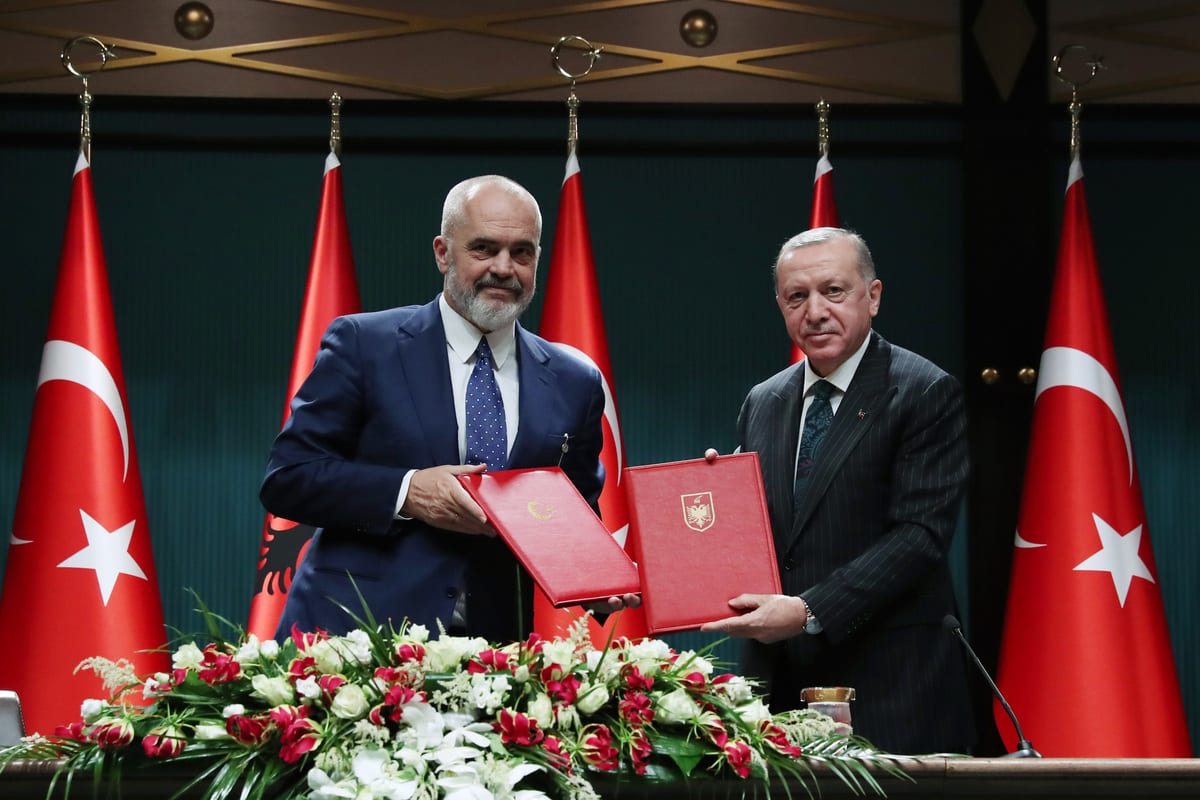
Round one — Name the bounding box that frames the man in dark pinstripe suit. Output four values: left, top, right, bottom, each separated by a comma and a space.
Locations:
703, 228, 973, 755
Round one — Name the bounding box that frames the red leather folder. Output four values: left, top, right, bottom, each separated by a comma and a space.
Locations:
458, 468, 641, 608
623, 452, 781, 634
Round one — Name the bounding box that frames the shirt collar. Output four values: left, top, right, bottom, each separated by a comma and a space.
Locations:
438, 293, 517, 369
803, 331, 872, 396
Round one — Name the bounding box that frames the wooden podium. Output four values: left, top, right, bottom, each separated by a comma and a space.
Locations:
3, 757, 1200, 799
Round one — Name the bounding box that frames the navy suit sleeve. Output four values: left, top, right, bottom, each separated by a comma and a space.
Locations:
260, 315, 410, 535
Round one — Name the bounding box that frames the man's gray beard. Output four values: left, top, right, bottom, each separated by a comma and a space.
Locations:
445, 262, 535, 332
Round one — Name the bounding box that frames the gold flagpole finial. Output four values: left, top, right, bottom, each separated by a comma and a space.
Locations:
61, 36, 115, 163
329, 92, 343, 157
551, 35, 602, 154
815, 98, 832, 158
1053, 44, 1105, 160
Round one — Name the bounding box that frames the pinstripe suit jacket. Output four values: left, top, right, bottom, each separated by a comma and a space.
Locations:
737, 331, 974, 755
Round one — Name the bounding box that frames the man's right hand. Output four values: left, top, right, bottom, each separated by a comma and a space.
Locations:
402, 463, 494, 535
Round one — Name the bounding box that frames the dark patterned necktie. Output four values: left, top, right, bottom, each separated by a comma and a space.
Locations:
794, 380, 834, 504
464, 338, 507, 470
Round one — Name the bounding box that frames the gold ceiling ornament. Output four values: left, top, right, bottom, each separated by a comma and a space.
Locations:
60, 35, 115, 163
174, 2, 215, 41
0, 1, 959, 103
551, 34, 601, 154
679, 9, 718, 49
1053, 44, 1106, 159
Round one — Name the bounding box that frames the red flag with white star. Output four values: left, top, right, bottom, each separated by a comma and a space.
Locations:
247, 151, 361, 640
994, 156, 1192, 756
0, 152, 170, 734
536, 148, 648, 642
791, 153, 839, 364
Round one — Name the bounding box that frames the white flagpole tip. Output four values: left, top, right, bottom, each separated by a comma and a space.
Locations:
1067, 156, 1084, 190
564, 149, 581, 184
73, 150, 89, 176
324, 150, 341, 175
814, 153, 833, 183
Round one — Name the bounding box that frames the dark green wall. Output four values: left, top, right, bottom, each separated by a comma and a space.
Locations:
1, 97, 1195, 751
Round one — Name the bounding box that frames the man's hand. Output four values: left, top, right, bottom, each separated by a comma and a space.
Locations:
582, 593, 643, 616
403, 464, 494, 535
700, 593, 808, 643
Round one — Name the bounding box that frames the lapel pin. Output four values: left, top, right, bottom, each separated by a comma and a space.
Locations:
857, 409, 866, 419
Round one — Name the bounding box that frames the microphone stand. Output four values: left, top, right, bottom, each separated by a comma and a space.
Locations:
943, 615, 1041, 758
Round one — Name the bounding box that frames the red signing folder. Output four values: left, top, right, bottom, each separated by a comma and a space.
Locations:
624, 452, 781, 634
458, 468, 641, 608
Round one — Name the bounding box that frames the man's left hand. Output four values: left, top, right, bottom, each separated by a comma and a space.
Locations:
700, 593, 808, 643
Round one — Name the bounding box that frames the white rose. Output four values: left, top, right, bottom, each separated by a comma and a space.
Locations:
259, 639, 280, 660
194, 723, 231, 741
251, 674, 295, 706
675, 650, 714, 676
307, 640, 344, 674
655, 688, 701, 724
406, 624, 430, 644
526, 693, 554, 729
734, 698, 772, 726
235, 635, 262, 664
330, 684, 370, 720
575, 681, 610, 716
172, 642, 204, 671
296, 676, 321, 701
541, 640, 576, 670
80, 698, 104, 723
222, 703, 246, 718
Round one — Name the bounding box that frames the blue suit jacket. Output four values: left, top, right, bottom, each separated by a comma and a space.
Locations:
261, 297, 606, 642
737, 332, 974, 754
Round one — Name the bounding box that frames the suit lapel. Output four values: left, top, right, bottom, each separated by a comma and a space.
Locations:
762, 365, 806, 533
787, 334, 895, 552
507, 325, 554, 468
395, 299, 459, 466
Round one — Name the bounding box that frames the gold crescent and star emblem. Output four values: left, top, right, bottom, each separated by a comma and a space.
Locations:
527, 501, 556, 521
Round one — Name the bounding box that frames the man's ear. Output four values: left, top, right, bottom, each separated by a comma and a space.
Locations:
433, 235, 450, 275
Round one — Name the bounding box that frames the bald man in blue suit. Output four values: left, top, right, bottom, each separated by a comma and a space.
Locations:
262, 175, 636, 642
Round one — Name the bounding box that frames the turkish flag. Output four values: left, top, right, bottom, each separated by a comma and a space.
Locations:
247, 152, 361, 640
0, 153, 170, 734
995, 157, 1192, 756
535, 149, 648, 643
790, 153, 840, 364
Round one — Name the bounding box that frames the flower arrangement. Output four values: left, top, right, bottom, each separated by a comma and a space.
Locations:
1, 607, 907, 800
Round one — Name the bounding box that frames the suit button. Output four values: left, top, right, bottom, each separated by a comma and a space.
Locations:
445, 588, 457, 599
782, 559, 794, 571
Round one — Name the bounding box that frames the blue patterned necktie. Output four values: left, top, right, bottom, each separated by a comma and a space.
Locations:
794, 380, 834, 504
464, 338, 507, 471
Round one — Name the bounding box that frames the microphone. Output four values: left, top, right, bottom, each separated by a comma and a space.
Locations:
943, 614, 1040, 758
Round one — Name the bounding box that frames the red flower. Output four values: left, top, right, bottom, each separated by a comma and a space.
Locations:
761, 721, 803, 758
316, 674, 345, 706
541, 735, 572, 773
197, 645, 241, 685
723, 740, 754, 779
467, 648, 513, 674
623, 665, 654, 692
278, 716, 321, 764
141, 726, 186, 759
681, 671, 708, 692
494, 709, 544, 746
580, 724, 620, 772
227, 713, 272, 746
54, 721, 87, 741
705, 718, 729, 749
540, 666, 581, 706
618, 691, 654, 726
394, 642, 424, 664
288, 655, 318, 683
369, 684, 422, 725
289, 624, 329, 652
628, 727, 653, 776
89, 718, 135, 750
